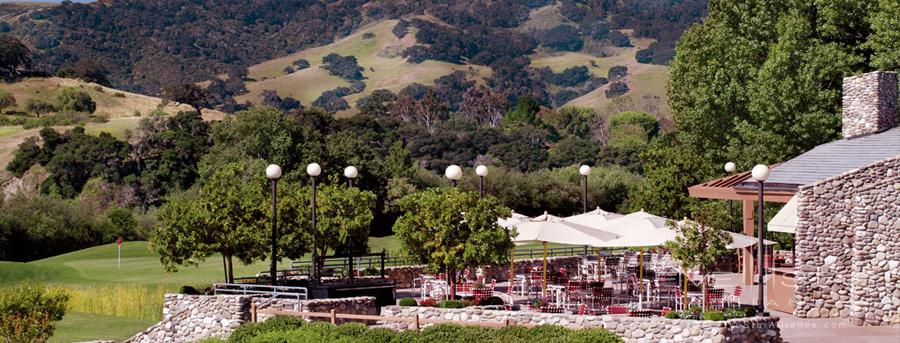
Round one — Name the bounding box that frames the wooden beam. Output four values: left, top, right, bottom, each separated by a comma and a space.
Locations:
742, 200, 755, 286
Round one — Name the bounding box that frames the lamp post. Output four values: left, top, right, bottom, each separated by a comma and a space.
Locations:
751, 164, 770, 316
579, 165, 591, 213
445, 165, 462, 187
724, 162, 736, 233
307, 162, 322, 283
266, 164, 282, 286
344, 166, 358, 187
475, 165, 488, 198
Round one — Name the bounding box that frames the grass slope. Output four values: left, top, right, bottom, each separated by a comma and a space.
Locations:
50, 312, 156, 343
239, 20, 491, 117
530, 32, 671, 122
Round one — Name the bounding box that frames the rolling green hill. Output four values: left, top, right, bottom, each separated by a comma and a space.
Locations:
238, 19, 492, 118
240, 18, 670, 121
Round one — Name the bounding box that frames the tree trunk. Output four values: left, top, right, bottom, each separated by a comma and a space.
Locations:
448, 266, 457, 300
225, 253, 234, 284
702, 271, 708, 311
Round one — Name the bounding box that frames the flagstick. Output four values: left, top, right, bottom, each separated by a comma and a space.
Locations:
117, 243, 121, 268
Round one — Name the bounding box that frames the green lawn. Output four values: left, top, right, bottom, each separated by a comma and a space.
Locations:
50, 312, 156, 343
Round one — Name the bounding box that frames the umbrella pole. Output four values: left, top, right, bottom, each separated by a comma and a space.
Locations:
683, 267, 689, 311
509, 245, 515, 289
639, 247, 644, 307
542, 242, 548, 297
597, 247, 602, 279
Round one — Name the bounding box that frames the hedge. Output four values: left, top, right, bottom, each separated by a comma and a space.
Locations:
225, 321, 622, 343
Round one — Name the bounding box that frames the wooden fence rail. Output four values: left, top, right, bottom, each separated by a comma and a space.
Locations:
252, 306, 518, 330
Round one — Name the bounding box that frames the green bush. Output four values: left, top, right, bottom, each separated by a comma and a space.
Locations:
702, 311, 725, 321
227, 315, 304, 343
479, 296, 504, 306
398, 297, 418, 306
56, 87, 96, 113
25, 98, 58, 116
437, 300, 470, 309
226, 321, 622, 343
0, 284, 70, 343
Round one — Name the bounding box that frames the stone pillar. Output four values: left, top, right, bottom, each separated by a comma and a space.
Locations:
842, 71, 898, 139
742, 200, 755, 285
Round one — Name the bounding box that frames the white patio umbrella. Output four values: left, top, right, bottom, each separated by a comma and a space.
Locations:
597, 209, 669, 237
510, 212, 619, 295
564, 207, 624, 228
726, 231, 777, 249
768, 195, 798, 234
498, 212, 529, 228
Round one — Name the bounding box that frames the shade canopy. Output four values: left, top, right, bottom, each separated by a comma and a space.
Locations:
564, 207, 624, 229
595, 210, 669, 237
726, 231, 777, 249
510, 212, 619, 246
598, 226, 677, 248
768, 195, 798, 234
498, 212, 529, 228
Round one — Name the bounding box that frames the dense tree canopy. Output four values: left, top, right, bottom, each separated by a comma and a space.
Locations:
393, 188, 513, 298
636, 0, 900, 220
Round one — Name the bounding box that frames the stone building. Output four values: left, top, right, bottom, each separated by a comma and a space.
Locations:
690, 71, 899, 326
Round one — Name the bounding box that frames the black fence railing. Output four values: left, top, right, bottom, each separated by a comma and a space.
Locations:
276, 246, 591, 276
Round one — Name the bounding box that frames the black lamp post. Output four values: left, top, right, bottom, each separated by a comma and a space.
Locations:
344, 166, 358, 187
265, 164, 282, 286
475, 165, 487, 198
579, 165, 591, 213
445, 164, 462, 187
751, 164, 770, 316
307, 162, 322, 283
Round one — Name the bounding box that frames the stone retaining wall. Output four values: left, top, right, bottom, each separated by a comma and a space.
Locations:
795, 157, 900, 326
384, 256, 583, 288
379, 306, 781, 343
125, 295, 377, 342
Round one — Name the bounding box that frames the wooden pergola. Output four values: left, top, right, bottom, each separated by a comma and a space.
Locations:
688, 168, 794, 285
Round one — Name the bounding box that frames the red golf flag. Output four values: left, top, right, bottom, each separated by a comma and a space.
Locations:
117, 237, 123, 246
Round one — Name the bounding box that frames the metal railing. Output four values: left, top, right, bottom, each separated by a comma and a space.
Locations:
213, 283, 308, 301
264, 246, 592, 279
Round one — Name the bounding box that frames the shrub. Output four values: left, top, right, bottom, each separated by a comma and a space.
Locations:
25, 98, 57, 116
362, 32, 375, 39
723, 306, 757, 319
56, 87, 97, 113
437, 300, 470, 309
703, 311, 725, 321
226, 321, 622, 343
114, 92, 126, 97
479, 296, 504, 306
605, 81, 629, 98
0, 284, 69, 343
0, 90, 15, 114
227, 315, 304, 343
292, 59, 310, 70
180, 286, 201, 295
398, 297, 418, 306
607, 30, 631, 47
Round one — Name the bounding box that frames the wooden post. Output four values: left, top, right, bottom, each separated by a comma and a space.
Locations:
330, 309, 336, 325
504, 318, 510, 327
639, 247, 644, 301
250, 303, 257, 323
542, 242, 548, 297
414, 314, 420, 330
742, 200, 755, 285
683, 267, 689, 310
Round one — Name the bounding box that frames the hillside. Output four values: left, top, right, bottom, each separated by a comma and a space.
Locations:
0, 77, 224, 188
529, 32, 671, 125
239, 19, 492, 118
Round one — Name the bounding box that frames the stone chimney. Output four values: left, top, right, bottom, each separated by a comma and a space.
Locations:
842, 71, 899, 139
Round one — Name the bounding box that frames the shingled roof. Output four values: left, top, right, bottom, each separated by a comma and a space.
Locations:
738, 127, 900, 191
